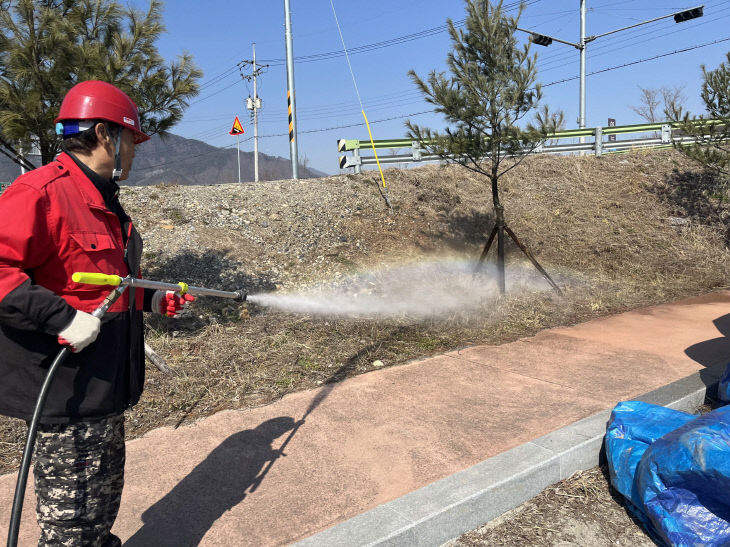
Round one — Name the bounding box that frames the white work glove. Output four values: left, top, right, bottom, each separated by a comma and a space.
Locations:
152, 291, 196, 318
57, 310, 101, 353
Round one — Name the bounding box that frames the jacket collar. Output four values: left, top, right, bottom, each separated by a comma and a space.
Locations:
64, 150, 121, 209
56, 152, 112, 211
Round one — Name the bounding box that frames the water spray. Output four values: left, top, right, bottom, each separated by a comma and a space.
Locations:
246, 258, 555, 319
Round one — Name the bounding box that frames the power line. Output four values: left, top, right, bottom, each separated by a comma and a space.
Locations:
187, 0, 542, 104
189, 79, 242, 105
257, 91, 426, 121
541, 35, 730, 88
187, 0, 720, 108
197, 66, 241, 92
259, 0, 543, 66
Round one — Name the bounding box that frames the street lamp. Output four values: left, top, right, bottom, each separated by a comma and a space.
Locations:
518, 4, 704, 135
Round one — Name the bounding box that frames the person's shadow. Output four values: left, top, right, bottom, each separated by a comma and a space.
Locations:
684, 313, 730, 392
124, 340, 375, 546
124, 416, 297, 547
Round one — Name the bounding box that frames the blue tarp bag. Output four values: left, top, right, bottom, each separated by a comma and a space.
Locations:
635, 405, 730, 546
605, 401, 695, 507
606, 401, 730, 546
718, 362, 730, 403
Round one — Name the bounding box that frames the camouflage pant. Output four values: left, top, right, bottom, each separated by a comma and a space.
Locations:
32, 415, 125, 547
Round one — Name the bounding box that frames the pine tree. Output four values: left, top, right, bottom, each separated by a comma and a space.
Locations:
406, 0, 563, 294
668, 52, 730, 178
0, 0, 202, 166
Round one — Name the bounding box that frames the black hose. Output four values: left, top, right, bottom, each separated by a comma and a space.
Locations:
7, 347, 70, 547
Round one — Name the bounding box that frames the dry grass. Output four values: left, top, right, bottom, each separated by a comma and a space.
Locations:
448, 466, 655, 546
0, 150, 728, 474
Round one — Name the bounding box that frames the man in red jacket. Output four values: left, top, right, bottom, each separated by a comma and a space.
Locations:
0, 81, 193, 546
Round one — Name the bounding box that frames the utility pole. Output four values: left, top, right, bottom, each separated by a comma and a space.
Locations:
579, 0, 586, 143
284, 0, 299, 180
518, 4, 704, 135
253, 44, 259, 182
240, 45, 268, 183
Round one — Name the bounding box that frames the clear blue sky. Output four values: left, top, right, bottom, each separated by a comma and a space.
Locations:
138, 0, 730, 176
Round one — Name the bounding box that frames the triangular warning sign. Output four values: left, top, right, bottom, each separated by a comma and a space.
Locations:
229, 116, 245, 135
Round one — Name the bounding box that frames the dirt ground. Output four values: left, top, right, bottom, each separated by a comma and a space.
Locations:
0, 150, 728, 542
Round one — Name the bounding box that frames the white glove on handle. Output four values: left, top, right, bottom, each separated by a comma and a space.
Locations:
57, 310, 101, 353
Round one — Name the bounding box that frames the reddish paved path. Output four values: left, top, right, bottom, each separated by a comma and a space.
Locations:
1, 290, 729, 546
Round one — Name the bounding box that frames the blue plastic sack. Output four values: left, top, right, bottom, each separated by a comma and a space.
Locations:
606, 401, 695, 507
635, 405, 730, 547
606, 401, 730, 546
718, 362, 730, 403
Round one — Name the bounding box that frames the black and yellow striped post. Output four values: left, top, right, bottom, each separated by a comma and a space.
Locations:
287, 91, 294, 143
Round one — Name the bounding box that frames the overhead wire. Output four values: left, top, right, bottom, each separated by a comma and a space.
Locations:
539, 0, 729, 55
189, 79, 242, 105
541, 35, 730, 88
187, 0, 542, 105
256, 90, 426, 122
258, 0, 542, 67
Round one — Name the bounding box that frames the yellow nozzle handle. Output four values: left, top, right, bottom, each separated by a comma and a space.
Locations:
177, 282, 189, 295
72, 272, 122, 286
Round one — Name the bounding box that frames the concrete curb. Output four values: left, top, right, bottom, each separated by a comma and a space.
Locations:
294, 362, 727, 547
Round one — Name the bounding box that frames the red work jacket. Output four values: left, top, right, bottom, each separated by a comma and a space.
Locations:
0, 152, 147, 423
0, 153, 143, 312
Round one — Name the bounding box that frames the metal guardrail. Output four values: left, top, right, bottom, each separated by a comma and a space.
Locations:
337, 120, 722, 173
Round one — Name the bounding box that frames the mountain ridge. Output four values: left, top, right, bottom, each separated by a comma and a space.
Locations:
0, 132, 327, 185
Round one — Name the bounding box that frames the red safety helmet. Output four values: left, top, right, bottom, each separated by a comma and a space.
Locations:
55, 80, 150, 144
